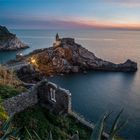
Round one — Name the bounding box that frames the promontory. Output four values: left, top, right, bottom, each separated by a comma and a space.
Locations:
16, 34, 137, 76
0, 25, 29, 51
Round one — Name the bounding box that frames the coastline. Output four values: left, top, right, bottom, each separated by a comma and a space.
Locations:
0, 29, 140, 139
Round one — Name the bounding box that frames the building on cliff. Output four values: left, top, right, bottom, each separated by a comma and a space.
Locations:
53, 33, 61, 48
56, 33, 60, 41
3, 80, 72, 116
2, 80, 95, 132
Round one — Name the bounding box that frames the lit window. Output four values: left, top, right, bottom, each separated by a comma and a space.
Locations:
50, 88, 56, 102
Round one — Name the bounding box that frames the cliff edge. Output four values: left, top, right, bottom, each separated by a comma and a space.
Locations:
24, 34, 137, 75
0, 25, 29, 51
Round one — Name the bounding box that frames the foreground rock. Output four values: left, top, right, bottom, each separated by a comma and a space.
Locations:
23, 34, 137, 75
0, 25, 29, 51
16, 64, 44, 83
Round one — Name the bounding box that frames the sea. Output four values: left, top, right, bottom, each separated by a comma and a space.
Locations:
0, 29, 140, 139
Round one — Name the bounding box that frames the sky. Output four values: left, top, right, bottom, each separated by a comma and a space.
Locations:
1, 0, 140, 29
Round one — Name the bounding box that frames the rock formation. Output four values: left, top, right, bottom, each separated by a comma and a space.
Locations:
16, 64, 44, 83
0, 25, 29, 51
25, 35, 137, 75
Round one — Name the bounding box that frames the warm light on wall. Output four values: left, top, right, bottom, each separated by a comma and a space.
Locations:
29, 57, 39, 68
31, 58, 36, 64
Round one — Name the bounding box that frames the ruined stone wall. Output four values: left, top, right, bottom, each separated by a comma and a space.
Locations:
2, 80, 45, 116
3, 91, 38, 116
2, 80, 72, 116
2, 80, 107, 137
37, 82, 71, 114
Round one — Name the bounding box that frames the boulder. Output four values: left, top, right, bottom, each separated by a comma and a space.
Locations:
16, 65, 44, 83
71, 66, 79, 73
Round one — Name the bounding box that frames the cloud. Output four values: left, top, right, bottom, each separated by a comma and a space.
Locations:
0, 16, 94, 29
1, 16, 140, 30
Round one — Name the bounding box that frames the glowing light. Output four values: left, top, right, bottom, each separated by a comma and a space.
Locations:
29, 57, 38, 68
31, 58, 36, 64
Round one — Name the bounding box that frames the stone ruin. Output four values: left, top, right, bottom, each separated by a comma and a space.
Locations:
2, 79, 109, 138
2, 80, 72, 116
38, 81, 71, 114
53, 33, 61, 48
53, 33, 75, 48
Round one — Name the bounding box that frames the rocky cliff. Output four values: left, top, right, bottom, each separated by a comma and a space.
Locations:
25, 36, 137, 75
0, 25, 29, 51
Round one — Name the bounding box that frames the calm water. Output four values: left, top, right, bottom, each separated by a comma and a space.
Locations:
0, 29, 140, 139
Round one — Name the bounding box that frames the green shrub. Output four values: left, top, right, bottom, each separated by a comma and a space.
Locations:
0, 104, 8, 121
90, 110, 127, 140
0, 65, 21, 87
0, 84, 26, 100
13, 105, 91, 140
0, 117, 20, 140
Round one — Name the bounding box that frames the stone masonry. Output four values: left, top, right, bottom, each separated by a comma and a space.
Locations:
37, 81, 71, 114
3, 91, 38, 116
2, 79, 109, 138
2, 79, 72, 116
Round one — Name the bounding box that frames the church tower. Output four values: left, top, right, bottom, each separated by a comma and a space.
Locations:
56, 33, 60, 41
54, 33, 61, 48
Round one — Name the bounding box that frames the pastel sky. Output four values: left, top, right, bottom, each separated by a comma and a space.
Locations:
1, 0, 140, 29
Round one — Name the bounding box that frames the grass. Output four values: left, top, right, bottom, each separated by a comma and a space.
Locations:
0, 65, 21, 87
0, 65, 26, 121
0, 65, 26, 100
0, 84, 26, 100
0, 105, 8, 121
0, 83, 26, 121
13, 105, 92, 140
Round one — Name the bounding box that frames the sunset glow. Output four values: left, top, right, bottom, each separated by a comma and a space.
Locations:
1, 0, 140, 30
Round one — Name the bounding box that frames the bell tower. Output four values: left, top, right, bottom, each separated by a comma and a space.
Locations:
56, 33, 59, 41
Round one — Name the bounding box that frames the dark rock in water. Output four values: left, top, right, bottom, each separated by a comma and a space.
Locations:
0, 25, 29, 51
117, 59, 137, 72
24, 35, 137, 75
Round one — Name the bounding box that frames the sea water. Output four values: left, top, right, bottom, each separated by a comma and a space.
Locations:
0, 29, 140, 139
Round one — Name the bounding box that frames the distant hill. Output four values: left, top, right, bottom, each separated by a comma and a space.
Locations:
0, 25, 29, 51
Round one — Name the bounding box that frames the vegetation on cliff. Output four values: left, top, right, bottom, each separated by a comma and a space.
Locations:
0, 107, 126, 140
13, 105, 91, 140
0, 65, 26, 120
0, 65, 91, 139
0, 65, 26, 100
0, 65, 21, 87
0, 85, 26, 100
